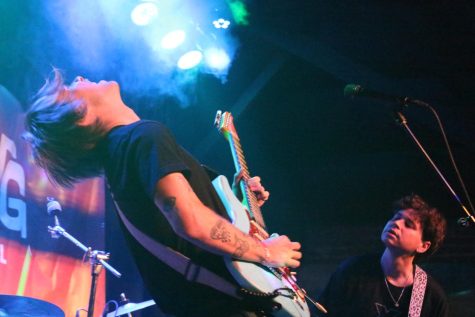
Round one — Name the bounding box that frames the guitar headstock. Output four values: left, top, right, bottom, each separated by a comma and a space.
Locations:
214, 110, 238, 139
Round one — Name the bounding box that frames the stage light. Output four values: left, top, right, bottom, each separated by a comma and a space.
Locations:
177, 50, 203, 70
131, 1, 159, 26
204, 48, 230, 70
212, 18, 231, 29
228, 0, 249, 26
160, 30, 186, 49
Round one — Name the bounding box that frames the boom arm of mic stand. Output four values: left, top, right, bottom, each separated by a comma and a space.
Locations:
394, 111, 475, 224
48, 225, 122, 317
47, 225, 122, 277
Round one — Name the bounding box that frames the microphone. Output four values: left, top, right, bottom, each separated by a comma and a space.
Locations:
46, 197, 62, 217
47, 197, 62, 235
344, 84, 428, 107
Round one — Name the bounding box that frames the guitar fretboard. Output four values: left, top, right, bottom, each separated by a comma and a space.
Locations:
215, 111, 267, 229
228, 131, 266, 229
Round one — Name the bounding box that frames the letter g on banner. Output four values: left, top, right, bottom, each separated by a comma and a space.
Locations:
0, 133, 26, 239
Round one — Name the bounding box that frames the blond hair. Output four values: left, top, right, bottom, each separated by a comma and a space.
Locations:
24, 69, 106, 187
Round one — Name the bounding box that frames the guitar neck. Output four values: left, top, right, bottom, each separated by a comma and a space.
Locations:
226, 126, 267, 229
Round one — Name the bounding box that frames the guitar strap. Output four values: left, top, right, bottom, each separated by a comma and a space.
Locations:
408, 265, 428, 317
114, 202, 243, 300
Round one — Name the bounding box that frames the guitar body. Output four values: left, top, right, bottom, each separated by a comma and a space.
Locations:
212, 175, 310, 317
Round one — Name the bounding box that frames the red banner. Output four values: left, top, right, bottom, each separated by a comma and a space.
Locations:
0, 85, 105, 317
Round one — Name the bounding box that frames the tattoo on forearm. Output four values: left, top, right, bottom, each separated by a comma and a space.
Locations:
232, 233, 250, 258
210, 220, 250, 258
210, 220, 232, 243
163, 197, 176, 213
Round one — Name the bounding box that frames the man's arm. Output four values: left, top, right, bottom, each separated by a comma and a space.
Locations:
154, 172, 301, 268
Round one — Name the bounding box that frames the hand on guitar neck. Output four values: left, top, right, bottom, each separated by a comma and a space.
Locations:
232, 170, 270, 207
230, 170, 299, 268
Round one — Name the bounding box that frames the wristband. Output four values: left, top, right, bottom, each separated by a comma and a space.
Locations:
261, 242, 271, 265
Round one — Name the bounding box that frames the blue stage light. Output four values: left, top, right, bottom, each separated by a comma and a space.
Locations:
204, 48, 230, 70
177, 50, 203, 70
161, 30, 186, 49
131, 1, 159, 26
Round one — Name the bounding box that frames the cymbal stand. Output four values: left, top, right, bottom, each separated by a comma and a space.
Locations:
48, 217, 122, 317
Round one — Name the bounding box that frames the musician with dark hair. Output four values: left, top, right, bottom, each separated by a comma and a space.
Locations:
317, 194, 449, 317
24, 70, 303, 316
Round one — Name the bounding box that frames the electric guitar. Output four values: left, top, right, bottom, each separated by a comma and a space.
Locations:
213, 110, 320, 317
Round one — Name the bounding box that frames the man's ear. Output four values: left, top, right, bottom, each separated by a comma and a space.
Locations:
416, 241, 431, 254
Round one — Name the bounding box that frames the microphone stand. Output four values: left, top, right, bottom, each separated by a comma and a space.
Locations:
48, 217, 122, 317
394, 111, 475, 225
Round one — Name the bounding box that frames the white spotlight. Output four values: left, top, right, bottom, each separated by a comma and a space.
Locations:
204, 48, 230, 70
131, 1, 159, 26
177, 50, 203, 70
161, 30, 186, 49
212, 18, 231, 29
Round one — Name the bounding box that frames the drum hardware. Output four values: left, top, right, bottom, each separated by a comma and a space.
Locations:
104, 293, 156, 317
0, 294, 64, 316
46, 197, 122, 317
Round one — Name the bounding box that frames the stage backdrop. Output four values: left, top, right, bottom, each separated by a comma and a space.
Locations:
0, 85, 105, 317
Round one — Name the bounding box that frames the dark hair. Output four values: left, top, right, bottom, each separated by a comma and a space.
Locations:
23, 69, 106, 187
392, 194, 447, 259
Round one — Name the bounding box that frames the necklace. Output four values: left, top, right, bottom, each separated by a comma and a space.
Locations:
384, 277, 407, 307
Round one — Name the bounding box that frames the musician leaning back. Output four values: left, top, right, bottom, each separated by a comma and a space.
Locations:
24, 70, 303, 317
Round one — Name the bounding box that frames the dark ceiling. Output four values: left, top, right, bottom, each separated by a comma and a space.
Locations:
1, 0, 474, 225
201, 0, 475, 226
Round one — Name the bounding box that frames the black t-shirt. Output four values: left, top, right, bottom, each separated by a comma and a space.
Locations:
100, 120, 246, 316
318, 254, 449, 317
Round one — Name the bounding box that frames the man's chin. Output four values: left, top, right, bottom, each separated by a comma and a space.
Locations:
381, 234, 398, 246
104, 81, 121, 94
98, 80, 118, 87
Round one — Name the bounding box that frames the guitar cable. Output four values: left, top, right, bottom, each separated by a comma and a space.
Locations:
238, 287, 284, 315
238, 287, 292, 299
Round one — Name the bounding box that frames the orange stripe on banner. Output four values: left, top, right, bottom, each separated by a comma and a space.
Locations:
0, 238, 105, 317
